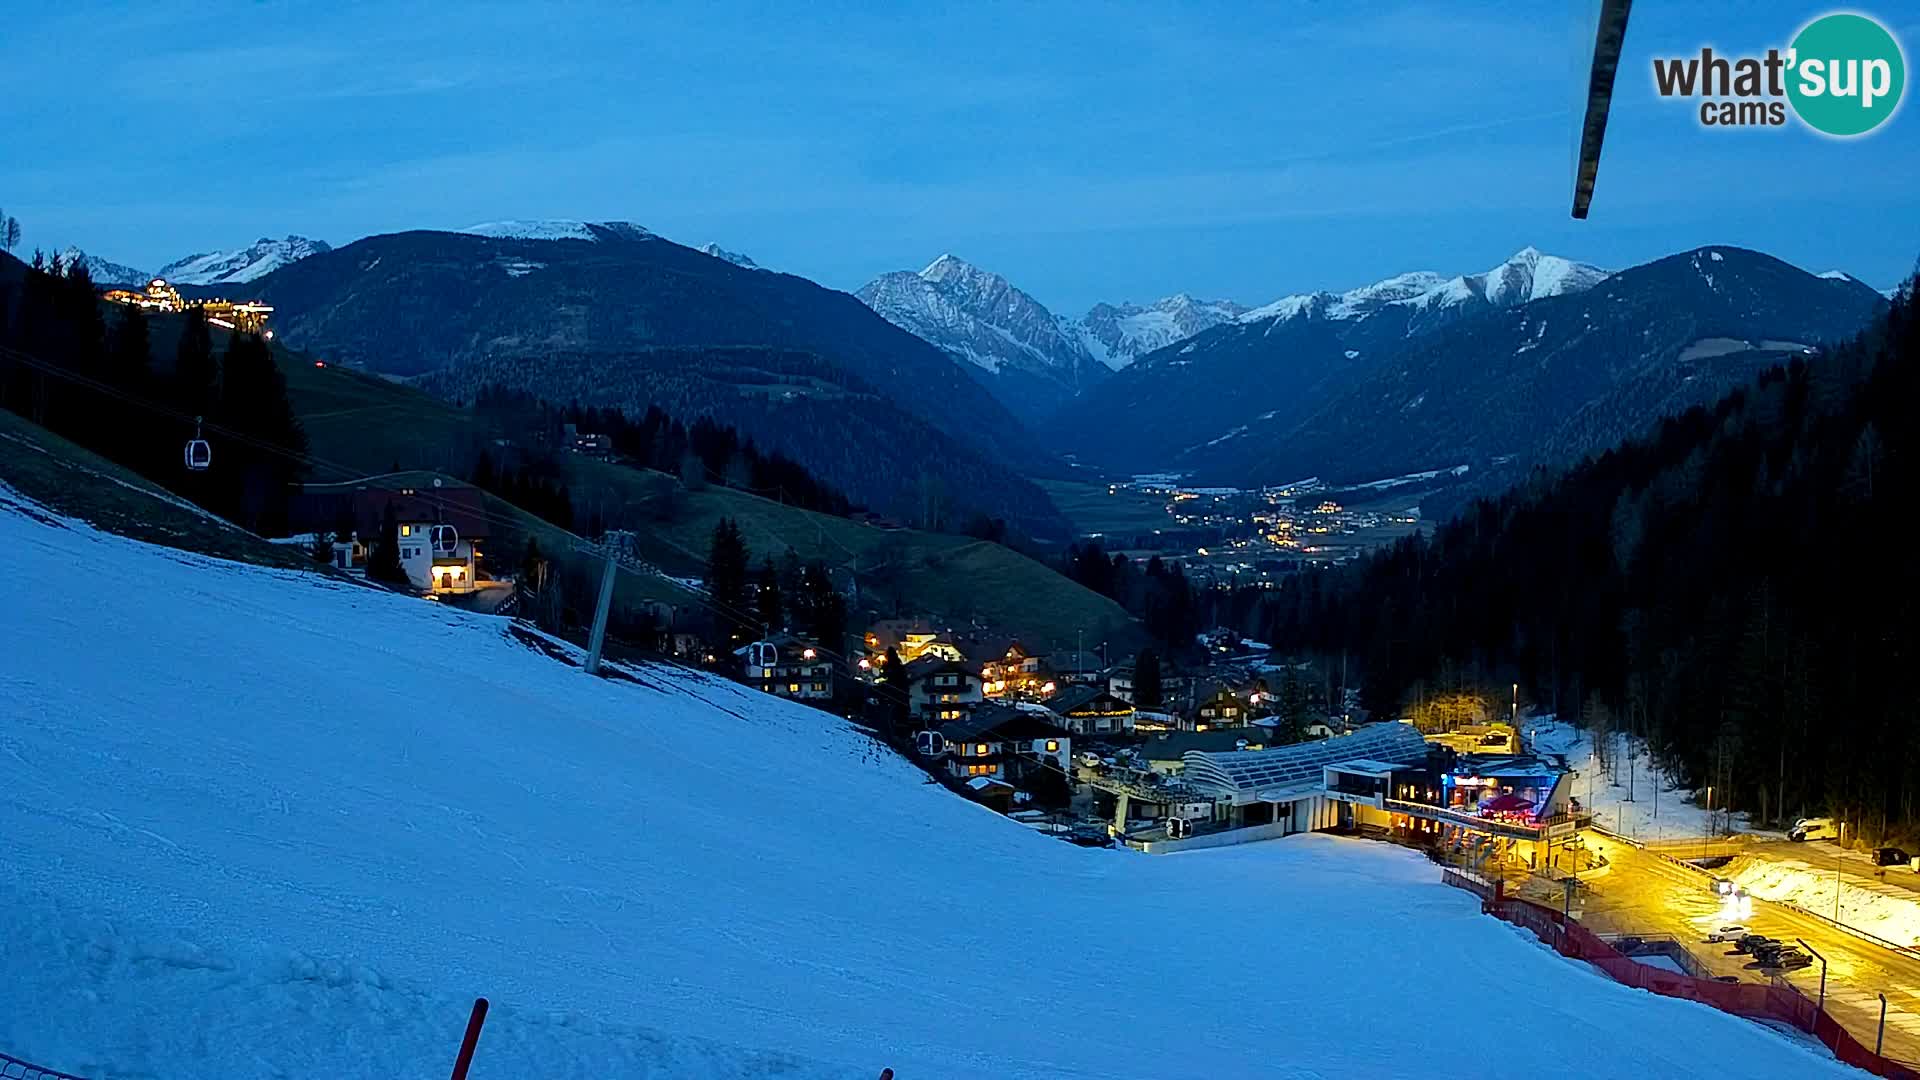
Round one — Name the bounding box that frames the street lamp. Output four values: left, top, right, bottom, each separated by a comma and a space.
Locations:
1797, 938, 1828, 1014
1704, 785, 1714, 855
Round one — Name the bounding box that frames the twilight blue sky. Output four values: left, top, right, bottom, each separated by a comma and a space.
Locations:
2, 2, 1915, 313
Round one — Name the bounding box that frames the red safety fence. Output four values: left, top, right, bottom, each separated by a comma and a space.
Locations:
1454, 877, 1920, 1079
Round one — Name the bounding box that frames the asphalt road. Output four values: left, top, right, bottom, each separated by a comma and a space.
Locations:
1575, 836, 1920, 1064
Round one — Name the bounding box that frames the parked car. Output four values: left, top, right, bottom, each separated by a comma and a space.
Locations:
1877, 847, 1911, 867
1713, 975, 1743, 984
1774, 952, 1814, 971
1706, 924, 1751, 943
1733, 934, 1778, 954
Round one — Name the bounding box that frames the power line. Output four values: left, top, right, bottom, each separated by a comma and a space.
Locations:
1, 340, 1118, 794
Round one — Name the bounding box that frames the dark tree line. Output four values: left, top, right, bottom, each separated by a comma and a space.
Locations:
706, 515, 848, 655
470, 448, 575, 531
469, 384, 855, 518
0, 251, 307, 532
1063, 538, 1203, 654
1257, 274, 1920, 841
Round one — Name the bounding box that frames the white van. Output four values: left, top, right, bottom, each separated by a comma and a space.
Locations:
1790, 817, 1836, 842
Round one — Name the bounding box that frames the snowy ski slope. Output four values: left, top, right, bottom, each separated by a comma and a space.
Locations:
0, 485, 1859, 1079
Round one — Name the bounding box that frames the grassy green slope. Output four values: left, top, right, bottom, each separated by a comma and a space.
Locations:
1034, 478, 1176, 537
261, 338, 1139, 649
565, 458, 1141, 652
0, 409, 322, 571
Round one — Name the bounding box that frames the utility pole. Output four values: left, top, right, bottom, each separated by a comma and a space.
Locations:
581, 532, 624, 676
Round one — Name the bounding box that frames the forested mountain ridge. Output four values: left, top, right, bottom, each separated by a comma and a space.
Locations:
1052, 246, 1611, 475
421, 346, 1069, 536
1235, 247, 1887, 487
1264, 271, 1920, 839
239, 227, 1069, 535
1056, 246, 1884, 490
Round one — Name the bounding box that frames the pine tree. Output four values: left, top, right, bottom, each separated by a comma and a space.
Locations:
1134, 648, 1163, 708
367, 501, 408, 586
172, 307, 218, 421
705, 517, 750, 640
755, 556, 784, 633
212, 332, 307, 531
882, 646, 911, 731
1, 213, 19, 253
798, 560, 846, 655
1277, 667, 1313, 744
104, 305, 153, 467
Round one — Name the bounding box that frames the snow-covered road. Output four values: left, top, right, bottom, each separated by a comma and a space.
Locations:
0, 485, 1861, 1079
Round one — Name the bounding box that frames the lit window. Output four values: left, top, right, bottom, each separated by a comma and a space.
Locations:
788, 684, 800, 693
1046, 740, 1059, 752
401, 525, 412, 536
762, 667, 772, 678
975, 743, 988, 755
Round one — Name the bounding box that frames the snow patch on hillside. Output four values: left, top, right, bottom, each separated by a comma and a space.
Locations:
461, 220, 599, 241
460, 220, 653, 243
1526, 717, 1736, 841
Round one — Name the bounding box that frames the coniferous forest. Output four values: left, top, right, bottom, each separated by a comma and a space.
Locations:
1260, 273, 1920, 840
0, 253, 308, 533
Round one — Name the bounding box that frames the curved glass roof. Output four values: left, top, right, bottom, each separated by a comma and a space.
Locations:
1183, 722, 1429, 800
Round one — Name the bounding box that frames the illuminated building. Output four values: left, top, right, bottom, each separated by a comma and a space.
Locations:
102, 278, 275, 335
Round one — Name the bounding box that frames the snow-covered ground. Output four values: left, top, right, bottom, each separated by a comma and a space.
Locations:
1724, 852, 1920, 948
1525, 717, 1748, 841
0, 490, 1860, 1079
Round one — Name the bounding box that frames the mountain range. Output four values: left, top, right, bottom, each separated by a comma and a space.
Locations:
157, 236, 331, 286
856, 254, 1246, 425
230, 223, 1071, 537
53, 236, 332, 288
47, 217, 1893, 537
856, 255, 1111, 424
58, 247, 148, 286
1054, 246, 1886, 489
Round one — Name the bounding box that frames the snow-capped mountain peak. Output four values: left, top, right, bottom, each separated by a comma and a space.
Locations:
154, 236, 331, 286
698, 242, 760, 269
1077, 293, 1249, 369
1237, 248, 1610, 330
57, 247, 148, 285
856, 255, 1109, 417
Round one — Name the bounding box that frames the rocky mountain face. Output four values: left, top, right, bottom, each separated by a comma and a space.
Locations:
155, 236, 331, 286
240, 225, 1071, 537
1077, 294, 1247, 370
58, 247, 148, 285
1054, 246, 1886, 490
857, 255, 1111, 425
697, 243, 760, 269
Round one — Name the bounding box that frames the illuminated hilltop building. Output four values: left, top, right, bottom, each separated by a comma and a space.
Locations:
102, 278, 275, 336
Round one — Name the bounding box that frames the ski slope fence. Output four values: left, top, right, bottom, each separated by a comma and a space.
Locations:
1, 1050, 89, 1080
1444, 873, 1920, 1078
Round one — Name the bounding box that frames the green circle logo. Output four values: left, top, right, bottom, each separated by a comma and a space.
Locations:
1787, 12, 1906, 136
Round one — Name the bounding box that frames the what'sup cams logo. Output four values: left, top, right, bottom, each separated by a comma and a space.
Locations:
1653, 11, 1905, 136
